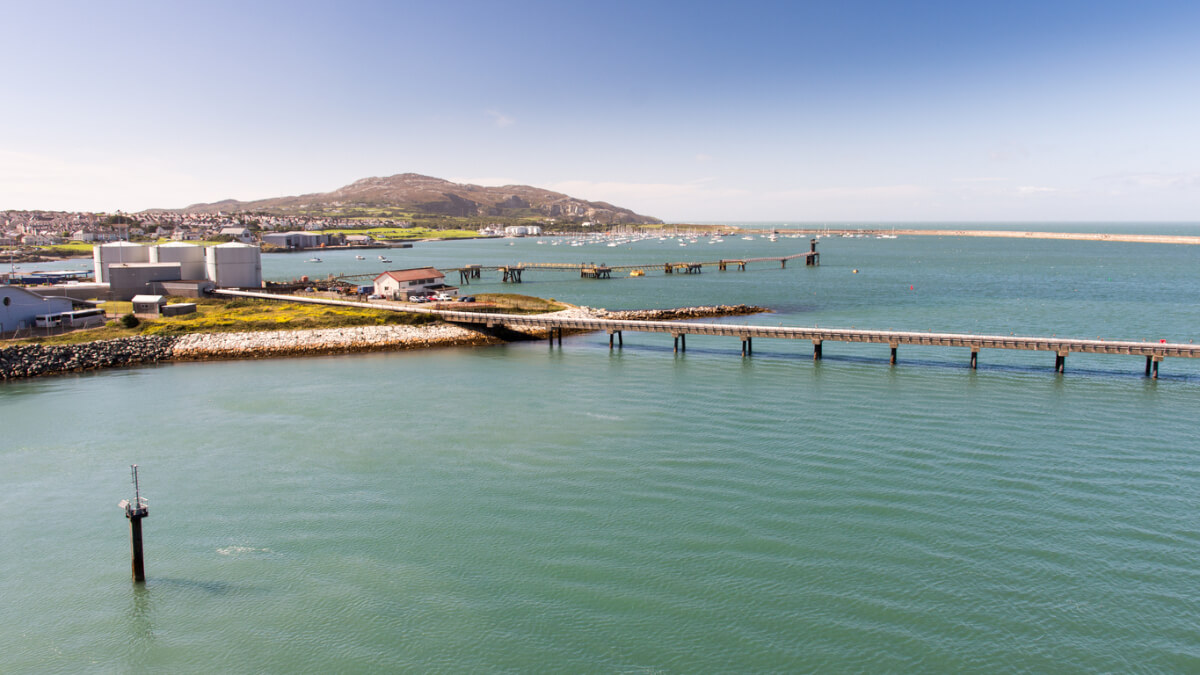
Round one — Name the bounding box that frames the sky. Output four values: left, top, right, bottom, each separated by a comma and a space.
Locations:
2, 0, 1199, 222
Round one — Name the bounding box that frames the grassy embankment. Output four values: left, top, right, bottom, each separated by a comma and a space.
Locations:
9, 294, 566, 346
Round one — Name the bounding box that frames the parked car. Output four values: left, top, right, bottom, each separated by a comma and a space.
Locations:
409, 295, 426, 303
458, 296, 475, 302
367, 294, 383, 300
432, 293, 454, 302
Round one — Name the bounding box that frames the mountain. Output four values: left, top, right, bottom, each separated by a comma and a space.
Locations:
169, 173, 661, 224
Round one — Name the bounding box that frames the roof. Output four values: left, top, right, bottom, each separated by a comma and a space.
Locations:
374, 267, 444, 283
131, 295, 166, 304
1, 286, 73, 303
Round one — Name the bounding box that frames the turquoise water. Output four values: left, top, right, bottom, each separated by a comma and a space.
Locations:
3, 228, 1200, 672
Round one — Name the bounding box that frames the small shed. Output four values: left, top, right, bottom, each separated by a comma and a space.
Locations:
131, 294, 167, 317
161, 303, 197, 317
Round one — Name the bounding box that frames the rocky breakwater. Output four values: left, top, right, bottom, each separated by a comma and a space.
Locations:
172, 324, 498, 360
593, 304, 769, 321
0, 336, 178, 380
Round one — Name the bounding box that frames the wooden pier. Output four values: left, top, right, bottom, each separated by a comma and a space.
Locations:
215, 289, 1199, 379
336, 245, 818, 286
442, 250, 817, 283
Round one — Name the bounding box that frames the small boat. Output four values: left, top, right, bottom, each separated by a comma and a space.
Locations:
379, 258, 392, 263
305, 257, 322, 263
629, 269, 645, 277
378, 255, 387, 260
355, 255, 365, 260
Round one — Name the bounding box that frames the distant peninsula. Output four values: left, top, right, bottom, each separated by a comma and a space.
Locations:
151, 173, 661, 225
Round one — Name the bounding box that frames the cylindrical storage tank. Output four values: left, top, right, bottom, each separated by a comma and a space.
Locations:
93, 242, 150, 283
151, 242, 207, 280
205, 243, 263, 288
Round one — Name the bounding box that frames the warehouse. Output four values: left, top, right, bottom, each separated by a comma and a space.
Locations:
0, 287, 74, 334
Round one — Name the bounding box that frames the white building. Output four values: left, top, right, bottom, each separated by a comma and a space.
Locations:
94, 241, 151, 283
205, 243, 263, 288
503, 225, 542, 237
218, 227, 255, 244
373, 267, 457, 300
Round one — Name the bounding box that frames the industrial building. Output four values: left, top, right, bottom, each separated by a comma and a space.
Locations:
260, 231, 341, 249
205, 243, 262, 289
93, 241, 150, 283
108, 263, 185, 300
0, 286, 75, 334
151, 242, 207, 280
90, 241, 262, 300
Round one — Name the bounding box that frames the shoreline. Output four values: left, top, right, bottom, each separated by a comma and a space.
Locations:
0, 304, 767, 380
889, 229, 1200, 245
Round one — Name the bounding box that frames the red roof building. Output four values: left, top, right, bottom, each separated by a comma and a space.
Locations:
373, 267, 457, 300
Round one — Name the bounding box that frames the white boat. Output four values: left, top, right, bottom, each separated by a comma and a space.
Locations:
305, 257, 322, 263
379, 258, 392, 263
355, 255, 365, 260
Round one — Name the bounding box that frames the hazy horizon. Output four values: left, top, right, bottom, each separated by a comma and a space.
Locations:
4, 0, 1198, 221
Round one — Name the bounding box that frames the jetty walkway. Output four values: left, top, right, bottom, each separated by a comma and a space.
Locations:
215, 289, 1197, 378
337, 249, 819, 285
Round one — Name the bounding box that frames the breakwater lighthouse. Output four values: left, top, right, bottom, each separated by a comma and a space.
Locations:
117, 464, 149, 583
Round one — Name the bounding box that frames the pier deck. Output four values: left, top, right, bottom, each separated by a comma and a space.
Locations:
335, 251, 818, 284
214, 289, 1198, 378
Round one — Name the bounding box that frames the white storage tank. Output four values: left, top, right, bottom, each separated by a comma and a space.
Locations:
151, 242, 206, 280
205, 243, 262, 288
93, 242, 150, 283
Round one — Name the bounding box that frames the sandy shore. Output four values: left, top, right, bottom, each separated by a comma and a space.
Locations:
883, 230, 1200, 245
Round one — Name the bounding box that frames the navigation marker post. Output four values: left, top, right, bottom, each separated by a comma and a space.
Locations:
117, 464, 150, 583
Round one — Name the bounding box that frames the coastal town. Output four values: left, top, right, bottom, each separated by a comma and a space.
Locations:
0, 208, 547, 255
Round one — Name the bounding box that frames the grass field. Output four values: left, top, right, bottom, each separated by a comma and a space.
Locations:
8, 294, 566, 345
11, 298, 436, 345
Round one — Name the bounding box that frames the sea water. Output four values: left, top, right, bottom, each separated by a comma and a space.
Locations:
2, 226, 1199, 672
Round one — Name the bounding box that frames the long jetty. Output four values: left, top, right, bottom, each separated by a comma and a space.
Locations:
336, 249, 819, 285
214, 289, 1197, 378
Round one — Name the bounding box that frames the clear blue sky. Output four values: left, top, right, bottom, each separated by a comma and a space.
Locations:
3, 0, 1198, 221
